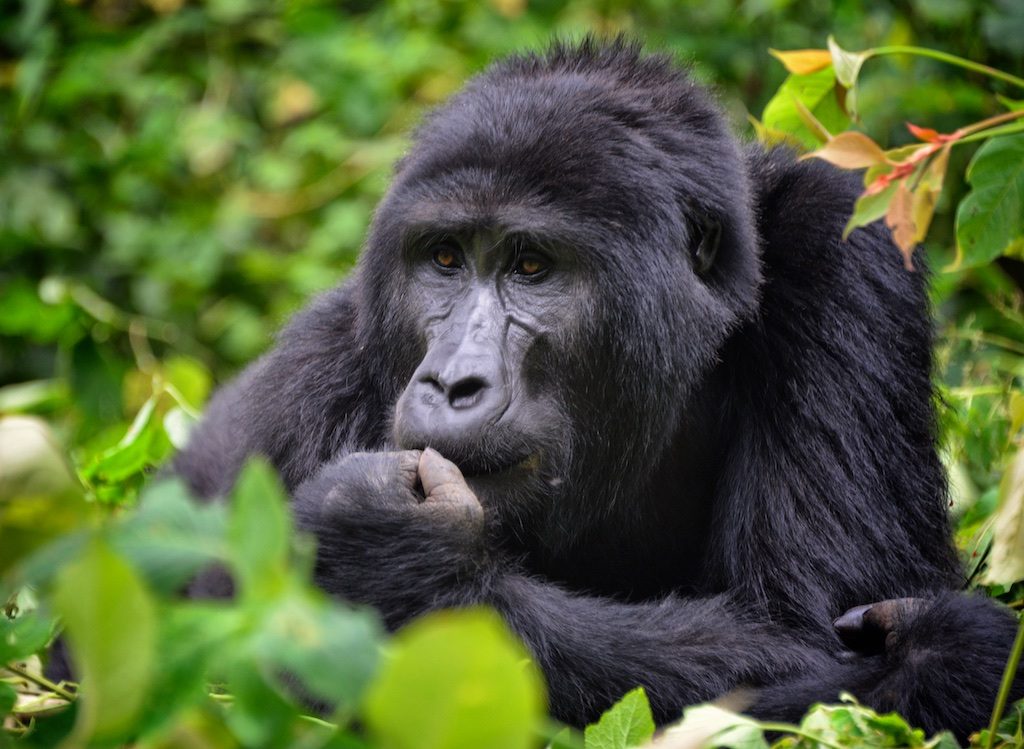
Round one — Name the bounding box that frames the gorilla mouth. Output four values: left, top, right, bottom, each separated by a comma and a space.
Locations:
458, 451, 542, 480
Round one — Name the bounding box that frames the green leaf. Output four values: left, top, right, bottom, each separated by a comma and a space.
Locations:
984, 443, 1024, 585
844, 183, 899, 239
827, 35, 871, 89
113, 478, 228, 593
364, 608, 545, 749
0, 610, 55, 663
761, 67, 850, 149
0, 681, 16, 718
955, 134, 1024, 268
227, 458, 292, 598
584, 688, 655, 749
255, 586, 383, 708
53, 538, 157, 744
85, 394, 172, 486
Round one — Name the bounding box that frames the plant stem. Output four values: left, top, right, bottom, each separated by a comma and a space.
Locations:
758, 722, 847, 749
985, 615, 1024, 749
871, 45, 1024, 89
2, 662, 76, 701
958, 120, 1024, 146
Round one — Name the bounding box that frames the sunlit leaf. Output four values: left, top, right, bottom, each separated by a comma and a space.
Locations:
984, 444, 1024, 585
768, 48, 833, 75
583, 687, 654, 749
364, 609, 545, 749
654, 704, 767, 749
761, 67, 850, 149
227, 458, 292, 597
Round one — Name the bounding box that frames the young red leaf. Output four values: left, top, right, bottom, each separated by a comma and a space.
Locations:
768, 48, 833, 75
885, 181, 917, 270
906, 122, 942, 142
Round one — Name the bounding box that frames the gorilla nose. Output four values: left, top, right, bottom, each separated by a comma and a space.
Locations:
420, 373, 493, 411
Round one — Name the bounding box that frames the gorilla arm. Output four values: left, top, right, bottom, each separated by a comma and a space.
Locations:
291, 447, 833, 727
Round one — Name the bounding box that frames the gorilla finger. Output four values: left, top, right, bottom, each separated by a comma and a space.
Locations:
418, 448, 478, 507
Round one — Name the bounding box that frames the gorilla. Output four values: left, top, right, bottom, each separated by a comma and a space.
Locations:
175, 39, 1021, 739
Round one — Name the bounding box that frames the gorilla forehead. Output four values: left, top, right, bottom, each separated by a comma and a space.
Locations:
386, 43, 744, 243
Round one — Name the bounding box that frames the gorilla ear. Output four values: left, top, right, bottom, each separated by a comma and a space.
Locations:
692, 216, 721, 275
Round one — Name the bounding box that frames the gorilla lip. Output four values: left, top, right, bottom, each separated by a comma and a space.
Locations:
459, 451, 541, 480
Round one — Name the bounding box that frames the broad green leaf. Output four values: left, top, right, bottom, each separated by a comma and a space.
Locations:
762, 67, 850, 149
584, 687, 655, 749
955, 134, 1024, 268
983, 443, 1024, 585
85, 395, 172, 485
227, 458, 291, 597
53, 539, 157, 744
364, 608, 545, 749
0, 416, 92, 575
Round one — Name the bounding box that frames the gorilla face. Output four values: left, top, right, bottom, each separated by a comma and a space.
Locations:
363, 46, 763, 534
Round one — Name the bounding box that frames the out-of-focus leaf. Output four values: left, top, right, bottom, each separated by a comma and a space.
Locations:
0, 416, 92, 575
227, 459, 291, 597
364, 608, 545, 749
650, 704, 767, 749
53, 539, 157, 744
584, 687, 655, 749
984, 444, 1024, 585
827, 35, 871, 89
0, 610, 55, 664
85, 395, 171, 486
955, 134, 1024, 268
910, 144, 951, 245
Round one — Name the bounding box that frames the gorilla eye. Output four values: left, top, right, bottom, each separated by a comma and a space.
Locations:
513, 253, 549, 277
693, 217, 721, 275
431, 245, 463, 271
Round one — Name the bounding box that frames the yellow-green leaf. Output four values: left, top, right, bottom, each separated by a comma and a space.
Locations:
827, 36, 872, 89
984, 444, 1024, 585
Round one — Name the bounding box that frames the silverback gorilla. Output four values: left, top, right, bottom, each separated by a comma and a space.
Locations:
175, 40, 1022, 739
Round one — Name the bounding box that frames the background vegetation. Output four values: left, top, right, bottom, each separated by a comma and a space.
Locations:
2, 0, 1024, 747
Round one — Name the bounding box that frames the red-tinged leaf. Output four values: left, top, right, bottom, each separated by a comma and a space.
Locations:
843, 182, 898, 239
768, 48, 833, 75
910, 144, 951, 243
885, 181, 917, 270
906, 122, 941, 142
802, 131, 887, 169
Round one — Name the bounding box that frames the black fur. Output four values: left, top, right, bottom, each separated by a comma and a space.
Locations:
175, 39, 1021, 739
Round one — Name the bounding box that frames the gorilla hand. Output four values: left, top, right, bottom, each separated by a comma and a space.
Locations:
834, 598, 929, 655
291, 448, 487, 625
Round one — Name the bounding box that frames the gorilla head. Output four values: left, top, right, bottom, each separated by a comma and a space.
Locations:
359, 41, 761, 537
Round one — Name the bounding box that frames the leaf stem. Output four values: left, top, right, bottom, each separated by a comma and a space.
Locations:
757, 722, 847, 749
870, 45, 1024, 89
985, 615, 1024, 749
2, 661, 76, 702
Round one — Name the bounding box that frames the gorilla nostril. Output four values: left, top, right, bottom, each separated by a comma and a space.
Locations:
419, 375, 445, 394
448, 377, 488, 409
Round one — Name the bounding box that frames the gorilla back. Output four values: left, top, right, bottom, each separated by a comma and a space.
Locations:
175, 40, 1021, 738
